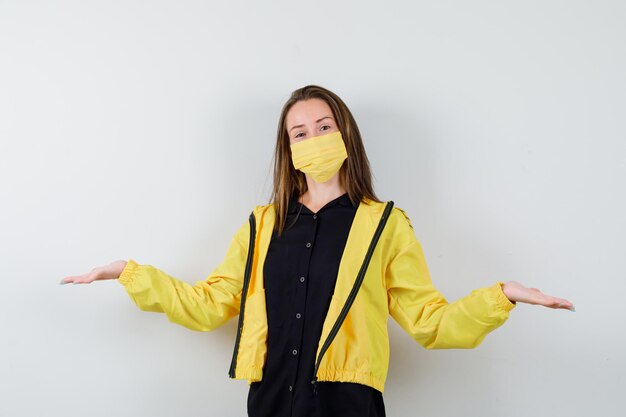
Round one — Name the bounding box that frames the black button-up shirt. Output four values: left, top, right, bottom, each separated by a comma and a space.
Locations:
246, 192, 386, 417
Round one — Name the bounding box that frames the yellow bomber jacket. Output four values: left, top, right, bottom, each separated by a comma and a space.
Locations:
118, 197, 516, 393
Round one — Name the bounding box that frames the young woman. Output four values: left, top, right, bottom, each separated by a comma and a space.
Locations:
61, 85, 575, 417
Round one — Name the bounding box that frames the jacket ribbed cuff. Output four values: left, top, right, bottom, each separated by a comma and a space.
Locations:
118, 259, 139, 286
494, 281, 516, 312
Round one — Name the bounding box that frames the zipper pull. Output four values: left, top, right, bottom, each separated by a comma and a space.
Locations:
311, 378, 318, 396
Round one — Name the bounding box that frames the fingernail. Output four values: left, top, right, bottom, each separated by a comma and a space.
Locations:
59, 279, 67, 285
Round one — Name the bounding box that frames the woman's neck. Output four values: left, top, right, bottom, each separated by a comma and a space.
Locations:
299, 176, 346, 213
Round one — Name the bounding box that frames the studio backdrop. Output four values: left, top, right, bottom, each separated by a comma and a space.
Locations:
0, 1, 624, 416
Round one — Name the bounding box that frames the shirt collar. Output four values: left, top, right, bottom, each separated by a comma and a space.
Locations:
287, 192, 356, 214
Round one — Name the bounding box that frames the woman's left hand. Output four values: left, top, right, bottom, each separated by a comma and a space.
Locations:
501, 281, 575, 311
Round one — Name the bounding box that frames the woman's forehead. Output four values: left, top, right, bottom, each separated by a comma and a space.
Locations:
286, 99, 334, 128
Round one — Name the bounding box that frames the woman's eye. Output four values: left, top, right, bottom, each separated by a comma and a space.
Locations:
295, 133, 304, 138
321, 125, 330, 131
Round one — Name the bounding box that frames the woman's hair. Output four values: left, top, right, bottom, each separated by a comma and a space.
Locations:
270, 84, 381, 236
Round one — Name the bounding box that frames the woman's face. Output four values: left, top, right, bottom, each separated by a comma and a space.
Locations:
285, 98, 339, 145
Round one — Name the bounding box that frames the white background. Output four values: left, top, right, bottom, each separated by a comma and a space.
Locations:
1, 1, 624, 416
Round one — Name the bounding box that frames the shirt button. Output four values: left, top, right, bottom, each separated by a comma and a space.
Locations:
289, 385, 293, 392
300, 276, 305, 282
313, 214, 317, 220
306, 242, 311, 248
292, 349, 298, 355
296, 313, 301, 319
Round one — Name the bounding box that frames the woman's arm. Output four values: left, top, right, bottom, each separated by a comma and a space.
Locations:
60, 218, 251, 332
385, 236, 574, 350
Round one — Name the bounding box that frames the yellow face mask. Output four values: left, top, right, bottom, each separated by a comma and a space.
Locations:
290, 130, 348, 183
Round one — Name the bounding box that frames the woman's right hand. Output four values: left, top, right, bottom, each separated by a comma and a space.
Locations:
60, 260, 128, 285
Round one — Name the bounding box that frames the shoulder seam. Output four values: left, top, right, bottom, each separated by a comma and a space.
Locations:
392, 206, 414, 230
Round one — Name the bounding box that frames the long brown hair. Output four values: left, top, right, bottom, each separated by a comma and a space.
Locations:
269, 85, 381, 236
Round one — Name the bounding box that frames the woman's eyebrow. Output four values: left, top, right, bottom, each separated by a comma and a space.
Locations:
289, 116, 334, 132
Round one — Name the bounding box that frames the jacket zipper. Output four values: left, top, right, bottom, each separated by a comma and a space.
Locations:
311, 200, 394, 395
228, 211, 256, 378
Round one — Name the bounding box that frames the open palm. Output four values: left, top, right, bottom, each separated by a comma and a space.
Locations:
502, 281, 575, 311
